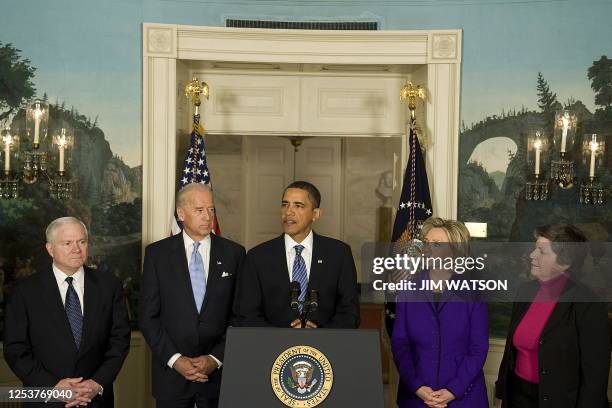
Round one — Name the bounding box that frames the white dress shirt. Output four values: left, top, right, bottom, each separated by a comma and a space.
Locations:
52, 264, 85, 311
51, 265, 103, 396
168, 232, 221, 370
284, 230, 314, 282
183, 231, 211, 282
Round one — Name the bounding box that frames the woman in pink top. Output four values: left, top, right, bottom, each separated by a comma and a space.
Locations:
494, 224, 610, 408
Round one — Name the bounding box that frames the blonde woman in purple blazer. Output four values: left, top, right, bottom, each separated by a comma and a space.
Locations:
392, 218, 489, 408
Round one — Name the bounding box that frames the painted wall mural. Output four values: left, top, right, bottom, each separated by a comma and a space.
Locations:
0, 42, 142, 332
1, 0, 610, 337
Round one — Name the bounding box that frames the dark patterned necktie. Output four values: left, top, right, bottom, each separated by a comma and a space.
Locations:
65, 277, 83, 349
292, 245, 308, 312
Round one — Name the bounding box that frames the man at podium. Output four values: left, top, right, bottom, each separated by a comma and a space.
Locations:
235, 181, 359, 329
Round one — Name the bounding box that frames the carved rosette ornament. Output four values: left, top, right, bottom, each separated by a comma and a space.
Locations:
432, 34, 457, 60
146, 27, 174, 55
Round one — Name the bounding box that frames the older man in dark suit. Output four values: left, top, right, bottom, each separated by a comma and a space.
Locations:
139, 182, 245, 408
3, 216, 130, 407
235, 181, 360, 329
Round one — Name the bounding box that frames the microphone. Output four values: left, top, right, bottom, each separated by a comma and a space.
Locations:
308, 289, 318, 313
290, 281, 301, 312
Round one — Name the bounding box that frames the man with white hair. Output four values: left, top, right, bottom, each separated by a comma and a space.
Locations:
140, 183, 246, 408
3, 216, 130, 407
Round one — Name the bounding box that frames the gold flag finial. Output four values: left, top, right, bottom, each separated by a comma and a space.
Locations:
400, 82, 426, 118
184, 77, 209, 109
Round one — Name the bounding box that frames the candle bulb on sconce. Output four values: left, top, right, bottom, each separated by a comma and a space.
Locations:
525, 130, 549, 201
33, 103, 43, 146
533, 135, 542, 176
588, 135, 598, 178
26, 100, 49, 154
2, 131, 12, 173
56, 129, 68, 173
560, 112, 569, 154
551, 110, 577, 189
579, 133, 604, 205
0, 126, 19, 199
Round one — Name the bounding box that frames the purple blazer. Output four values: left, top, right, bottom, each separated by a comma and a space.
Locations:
391, 273, 489, 408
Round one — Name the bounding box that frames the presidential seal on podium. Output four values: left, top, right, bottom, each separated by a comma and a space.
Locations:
271, 345, 334, 407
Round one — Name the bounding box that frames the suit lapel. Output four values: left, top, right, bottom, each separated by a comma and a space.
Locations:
171, 233, 199, 313
275, 235, 291, 294
541, 279, 576, 337
40, 268, 78, 354
200, 234, 221, 315
308, 233, 324, 292
80, 267, 100, 354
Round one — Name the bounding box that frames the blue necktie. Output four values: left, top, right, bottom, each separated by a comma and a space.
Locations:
65, 277, 83, 349
292, 245, 308, 312
189, 241, 207, 313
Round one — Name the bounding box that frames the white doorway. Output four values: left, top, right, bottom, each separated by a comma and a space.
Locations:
245, 136, 342, 250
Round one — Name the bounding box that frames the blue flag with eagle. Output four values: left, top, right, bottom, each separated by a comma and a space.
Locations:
384, 116, 432, 336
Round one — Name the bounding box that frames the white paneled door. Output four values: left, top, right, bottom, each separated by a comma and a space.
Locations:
246, 136, 342, 250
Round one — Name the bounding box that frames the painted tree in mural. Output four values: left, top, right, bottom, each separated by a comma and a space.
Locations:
0, 42, 36, 122
536, 72, 558, 112
588, 56, 612, 110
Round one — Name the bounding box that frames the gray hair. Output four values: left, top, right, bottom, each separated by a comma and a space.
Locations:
176, 182, 213, 209
46, 217, 88, 244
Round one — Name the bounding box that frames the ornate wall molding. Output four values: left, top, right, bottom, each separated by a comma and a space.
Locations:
143, 24, 177, 58
428, 32, 462, 64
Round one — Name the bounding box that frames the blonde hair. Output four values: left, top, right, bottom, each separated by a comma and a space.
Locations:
421, 217, 470, 256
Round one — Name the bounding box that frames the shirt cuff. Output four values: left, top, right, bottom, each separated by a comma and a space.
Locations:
209, 354, 222, 368
98, 385, 104, 396
168, 353, 182, 368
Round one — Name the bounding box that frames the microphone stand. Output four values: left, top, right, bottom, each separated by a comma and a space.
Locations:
301, 290, 319, 328
290, 283, 319, 328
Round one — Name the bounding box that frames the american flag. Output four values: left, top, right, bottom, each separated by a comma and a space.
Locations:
172, 113, 221, 235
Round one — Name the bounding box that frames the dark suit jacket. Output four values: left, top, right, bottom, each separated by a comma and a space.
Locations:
3, 266, 131, 408
234, 233, 360, 328
139, 233, 245, 400
495, 279, 610, 408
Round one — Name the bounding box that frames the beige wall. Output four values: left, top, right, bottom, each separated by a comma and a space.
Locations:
343, 137, 396, 281
205, 134, 244, 245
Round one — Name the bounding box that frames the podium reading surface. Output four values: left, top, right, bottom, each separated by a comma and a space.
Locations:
219, 327, 384, 408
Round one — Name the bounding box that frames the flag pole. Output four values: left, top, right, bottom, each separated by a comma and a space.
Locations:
385, 82, 430, 336
398, 82, 427, 241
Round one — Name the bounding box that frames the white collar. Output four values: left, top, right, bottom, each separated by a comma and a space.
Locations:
182, 230, 211, 249
284, 230, 314, 254
52, 264, 85, 287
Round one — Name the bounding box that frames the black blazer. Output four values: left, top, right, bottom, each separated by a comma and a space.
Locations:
495, 278, 610, 408
234, 233, 360, 328
139, 233, 245, 400
3, 266, 130, 408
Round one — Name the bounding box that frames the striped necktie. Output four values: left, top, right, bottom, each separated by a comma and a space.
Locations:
292, 245, 308, 312
65, 277, 83, 349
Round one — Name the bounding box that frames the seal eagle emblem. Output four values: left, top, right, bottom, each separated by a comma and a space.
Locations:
271, 345, 334, 407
